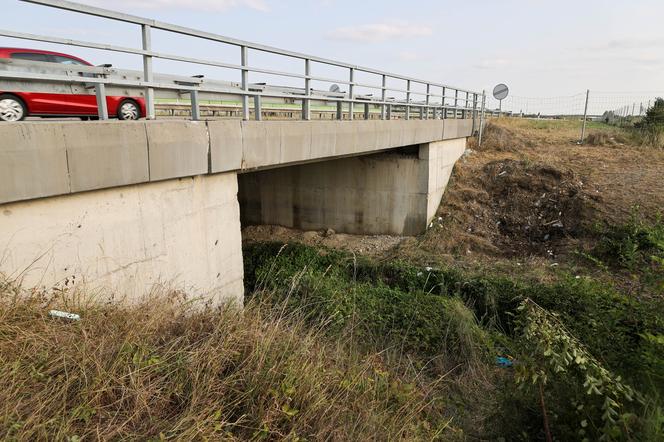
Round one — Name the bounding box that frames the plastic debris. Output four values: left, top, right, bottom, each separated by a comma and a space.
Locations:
496, 356, 514, 368
49, 310, 80, 321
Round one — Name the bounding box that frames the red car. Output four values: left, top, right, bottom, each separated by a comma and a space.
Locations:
0, 47, 145, 122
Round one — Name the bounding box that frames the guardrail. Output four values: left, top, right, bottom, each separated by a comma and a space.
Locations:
1, 0, 486, 126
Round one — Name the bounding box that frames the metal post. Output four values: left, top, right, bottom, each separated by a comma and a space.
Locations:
472, 93, 478, 133
336, 101, 343, 120
241, 46, 249, 121
479, 90, 486, 147
386, 103, 392, 120
302, 58, 310, 120
424, 83, 430, 120
580, 89, 589, 143
441, 87, 446, 119
463, 91, 469, 119
405, 79, 411, 120
454, 90, 458, 118
254, 94, 262, 121
95, 83, 108, 120
499, 99, 502, 118
364, 103, 370, 120
141, 24, 155, 120
380, 75, 387, 120
190, 90, 200, 121
433, 107, 438, 119
348, 67, 354, 121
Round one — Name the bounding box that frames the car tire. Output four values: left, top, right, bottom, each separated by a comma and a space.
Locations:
117, 100, 140, 121
0, 94, 27, 122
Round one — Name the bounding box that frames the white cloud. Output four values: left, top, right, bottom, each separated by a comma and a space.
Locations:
79, 0, 269, 13
328, 22, 432, 43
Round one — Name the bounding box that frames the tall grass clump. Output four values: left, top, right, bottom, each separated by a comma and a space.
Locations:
0, 278, 455, 441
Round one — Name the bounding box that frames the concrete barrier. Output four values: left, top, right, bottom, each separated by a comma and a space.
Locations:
0, 119, 472, 205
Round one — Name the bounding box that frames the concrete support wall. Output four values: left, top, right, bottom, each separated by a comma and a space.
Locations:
238, 138, 466, 236
0, 174, 244, 304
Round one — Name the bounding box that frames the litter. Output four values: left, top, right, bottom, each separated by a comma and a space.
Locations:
49, 310, 80, 321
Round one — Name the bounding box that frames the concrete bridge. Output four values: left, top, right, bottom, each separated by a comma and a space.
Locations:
0, 0, 484, 304
0, 118, 472, 303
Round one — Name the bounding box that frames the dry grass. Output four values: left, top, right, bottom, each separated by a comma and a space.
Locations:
0, 279, 458, 441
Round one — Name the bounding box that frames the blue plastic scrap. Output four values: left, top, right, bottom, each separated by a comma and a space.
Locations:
495, 356, 514, 368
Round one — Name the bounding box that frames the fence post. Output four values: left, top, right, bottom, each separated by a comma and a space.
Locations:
348, 67, 355, 121
241, 46, 249, 121
405, 79, 411, 120
472, 93, 478, 133
95, 83, 108, 120
424, 83, 430, 120
580, 89, 589, 144
254, 95, 262, 121
380, 75, 387, 120
190, 90, 200, 121
454, 90, 458, 118
141, 24, 155, 119
479, 90, 486, 147
302, 58, 310, 120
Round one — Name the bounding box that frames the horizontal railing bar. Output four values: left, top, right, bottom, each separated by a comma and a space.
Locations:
0, 29, 307, 80
0, 70, 478, 111
19, 0, 480, 95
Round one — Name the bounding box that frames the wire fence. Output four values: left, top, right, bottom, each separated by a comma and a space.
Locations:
485, 91, 664, 119
482, 90, 664, 142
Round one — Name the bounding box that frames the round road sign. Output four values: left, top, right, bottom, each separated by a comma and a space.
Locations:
493, 83, 509, 100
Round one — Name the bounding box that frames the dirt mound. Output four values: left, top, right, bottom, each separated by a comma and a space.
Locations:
420, 157, 601, 260
470, 122, 534, 152
483, 160, 597, 256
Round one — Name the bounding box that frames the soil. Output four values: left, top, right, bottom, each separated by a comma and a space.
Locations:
242, 118, 664, 267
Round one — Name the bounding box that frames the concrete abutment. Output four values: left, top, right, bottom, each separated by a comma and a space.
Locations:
238, 138, 466, 236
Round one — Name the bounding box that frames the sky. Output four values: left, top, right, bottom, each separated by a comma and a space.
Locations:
2, 0, 663, 114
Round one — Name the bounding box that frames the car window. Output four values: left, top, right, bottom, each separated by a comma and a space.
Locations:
52, 55, 87, 66
10, 52, 50, 62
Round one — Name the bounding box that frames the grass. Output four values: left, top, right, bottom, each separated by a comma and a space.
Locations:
0, 278, 459, 441
243, 241, 664, 440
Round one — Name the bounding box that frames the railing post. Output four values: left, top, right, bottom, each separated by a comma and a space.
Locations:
364, 102, 370, 120
472, 92, 478, 133
380, 75, 387, 120
464, 91, 469, 119
424, 83, 430, 120
405, 79, 411, 120
348, 67, 354, 121
441, 87, 446, 119
141, 24, 155, 120
336, 101, 343, 120
241, 45, 249, 121
386, 103, 392, 120
190, 90, 200, 120
302, 58, 310, 120
454, 90, 458, 118
254, 95, 262, 121
95, 83, 108, 120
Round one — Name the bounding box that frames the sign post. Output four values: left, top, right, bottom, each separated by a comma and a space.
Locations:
493, 83, 509, 117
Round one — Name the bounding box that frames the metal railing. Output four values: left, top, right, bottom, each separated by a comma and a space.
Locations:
1, 0, 486, 125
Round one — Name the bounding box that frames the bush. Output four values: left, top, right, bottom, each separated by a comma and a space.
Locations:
635, 98, 664, 147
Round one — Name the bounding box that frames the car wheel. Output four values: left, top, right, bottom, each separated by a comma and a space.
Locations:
117, 100, 140, 120
0, 94, 27, 122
